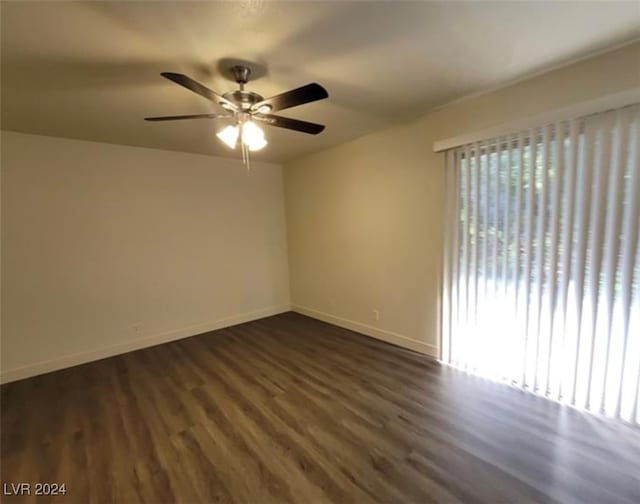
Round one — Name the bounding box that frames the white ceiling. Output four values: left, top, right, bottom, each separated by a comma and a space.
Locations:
2, 1, 639, 163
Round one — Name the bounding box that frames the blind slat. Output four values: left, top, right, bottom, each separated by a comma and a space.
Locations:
471, 141, 481, 370
544, 121, 564, 395
492, 140, 500, 291
461, 144, 472, 369
557, 119, 580, 402
514, 132, 525, 386
533, 125, 550, 392
482, 140, 491, 302
599, 108, 628, 413
523, 128, 537, 386
585, 113, 613, 409
570, 118, 595, 405
616, 107, 640, 419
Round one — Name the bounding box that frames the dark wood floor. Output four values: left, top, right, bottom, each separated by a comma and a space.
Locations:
2, 312, 639, 503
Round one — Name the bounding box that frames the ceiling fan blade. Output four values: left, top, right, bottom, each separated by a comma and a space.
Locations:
161, 72, 237, 111
254, 114, 325, 135
145, 113, 228, 121
252, 83, 328, 113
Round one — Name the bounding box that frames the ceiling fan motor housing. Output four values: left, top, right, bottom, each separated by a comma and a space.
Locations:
223, 90, 264, 111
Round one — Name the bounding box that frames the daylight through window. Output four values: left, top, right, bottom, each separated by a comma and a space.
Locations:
442, 104, 640, 424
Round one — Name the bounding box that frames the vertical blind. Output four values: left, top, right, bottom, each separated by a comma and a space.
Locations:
442, 103, 640, 424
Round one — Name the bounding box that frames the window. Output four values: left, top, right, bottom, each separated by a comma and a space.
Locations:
442, 104, 640, 424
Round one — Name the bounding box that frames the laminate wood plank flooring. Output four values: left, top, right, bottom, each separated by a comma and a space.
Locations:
2, 312, 639, 503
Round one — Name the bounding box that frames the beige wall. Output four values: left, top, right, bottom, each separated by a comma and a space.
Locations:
284, 42, 640, 357
1, 132, 290, 382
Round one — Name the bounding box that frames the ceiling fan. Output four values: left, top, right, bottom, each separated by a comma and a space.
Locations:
145, 65, 328, 162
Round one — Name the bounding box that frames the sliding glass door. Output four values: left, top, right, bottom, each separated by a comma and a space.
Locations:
442, 104, 640, 424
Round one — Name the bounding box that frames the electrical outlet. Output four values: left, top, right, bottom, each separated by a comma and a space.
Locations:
131, 323, 142, 335
372, 309, 380, 322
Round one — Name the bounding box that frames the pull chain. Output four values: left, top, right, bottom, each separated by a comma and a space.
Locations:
241, 142, 251, 173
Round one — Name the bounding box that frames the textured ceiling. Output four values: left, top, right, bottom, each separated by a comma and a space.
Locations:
2, 1, 639, 163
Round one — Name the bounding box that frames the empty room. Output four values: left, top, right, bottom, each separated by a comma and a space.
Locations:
1, 1, 639, 502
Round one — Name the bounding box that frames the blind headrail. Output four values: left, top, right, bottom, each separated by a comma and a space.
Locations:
433, 87, 640, 153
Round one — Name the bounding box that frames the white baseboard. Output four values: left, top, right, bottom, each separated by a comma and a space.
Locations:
0, 304, 291, 384
291, 304, 439, 358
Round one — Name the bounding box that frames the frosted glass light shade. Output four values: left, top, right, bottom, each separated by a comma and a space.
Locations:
247, 136, 267, 151
216, 125, 239, 149
242, 121, 267, 151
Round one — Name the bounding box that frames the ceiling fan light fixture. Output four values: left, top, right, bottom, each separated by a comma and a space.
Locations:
241, 121, 267, 151
247, 136, 267, 152
216, 125, 239, 149
256, 104, 272, 114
